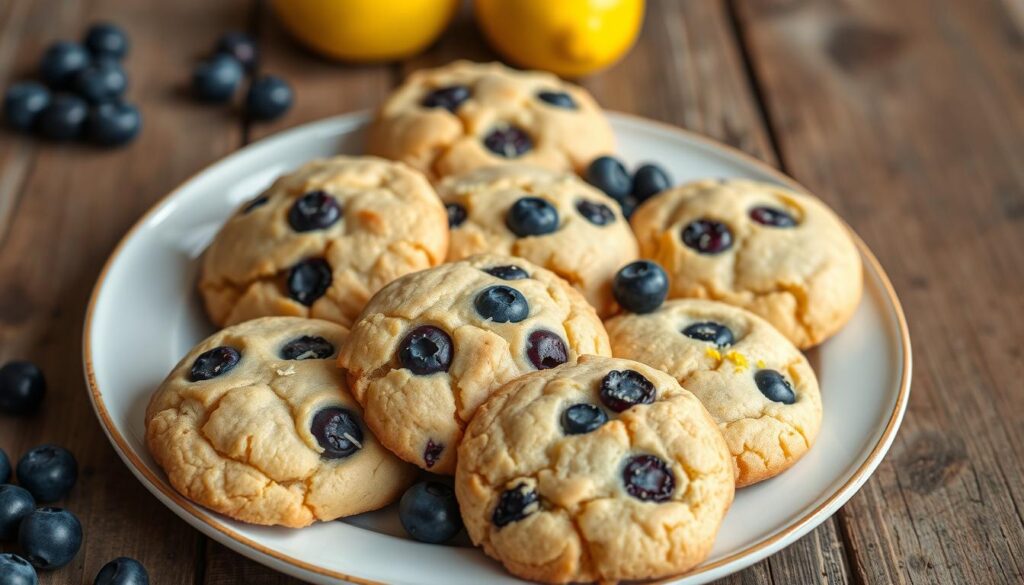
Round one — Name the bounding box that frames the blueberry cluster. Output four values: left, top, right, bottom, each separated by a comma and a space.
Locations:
2, 23, 141, 147
191, 32, 293, 122
585, 156, 672, 218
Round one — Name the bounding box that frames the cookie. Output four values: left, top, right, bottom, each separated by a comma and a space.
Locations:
439, 165, 639, 316
456, 355, 734, 584
630, 179, 863, 348
605, 299, 822, 487
199, 155, 448, 328
368, 61, 615, 181
337, 254, 611, 474
145, 317, 415, 527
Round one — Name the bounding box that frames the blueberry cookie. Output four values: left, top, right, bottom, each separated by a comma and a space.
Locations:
337, 255, 611, 474
630, 179, 863, 348
145, 317, 415, 527
605, 299, 822, 486
368, 61, 615, 181
439, 165, 639, 316
456, 356, 734, 584
199, 156, 448, 328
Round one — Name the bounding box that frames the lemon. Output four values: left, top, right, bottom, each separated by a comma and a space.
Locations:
271, 0, 459, 62
474, 0, 644, 77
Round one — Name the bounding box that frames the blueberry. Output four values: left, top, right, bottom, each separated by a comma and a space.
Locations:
483, 125, 532, 158
39, 42, 91, 89
0, 485, 35, 540
241, 194, 269, 213
246, 75, 293, 121
86, 102, 141, 146
754, 369, 796, 404
612, 260, 668, 314
445, 202, 467, 228
525, 330, 568, 370
0, 361, 46, 415
681, 219, 733, 254
280, 336, 334, 360
560, 404, 608, 435
0, 450, 8, 484
483, 265, 528, 280
575, 199, 616, 226
492, 483, 538, 527
536, 90, 576, 109
398, 326, 453, 375
35, 94, 88, 140
188, 346, 240, 382
17, 507, 82, 570
399, 481, 463, 544
288, 190, 341, 232
74, 61, 128, 103
682, 321, 734, 348
585, 156, 631, 202
599, 370, 655, 412
622, 455, 674, 502
93, 557, 149, 585
0, 554, 36, 585
16, 445, 77, 503
749, 206, 797, 228
310, 407, 363, 459
192, 54, 243, 102
506, 197, 559, 237
474, 285, 529, 323
3, 82, 51, 132
421, 85, 470, 112
215, 31, 259, 71
286, 258, 332, 306
84, 23, 130, 60
632, 163, 671, 202
423, 440, 444, 469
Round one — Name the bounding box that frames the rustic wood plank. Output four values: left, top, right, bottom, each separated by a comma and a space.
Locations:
733, 0, 1024, 583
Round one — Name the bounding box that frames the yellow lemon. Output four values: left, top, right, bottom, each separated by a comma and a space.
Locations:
474, 0, 644, 77
271, 0, 459, 62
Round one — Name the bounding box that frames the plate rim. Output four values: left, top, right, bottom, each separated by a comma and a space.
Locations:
82, 110, 912, 585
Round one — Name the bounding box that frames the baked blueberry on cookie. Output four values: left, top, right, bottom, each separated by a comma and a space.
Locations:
368, 61, 615, 181
199, 156, 448, 328
337, 255, 611, 474
605, 298, 823, 487
630, 179, 863, 348
145, 317, 415, 527
455, 356, 734, 583
439, 165, 639, 316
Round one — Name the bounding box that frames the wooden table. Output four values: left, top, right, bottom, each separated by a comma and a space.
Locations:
1, 0, 1021, 583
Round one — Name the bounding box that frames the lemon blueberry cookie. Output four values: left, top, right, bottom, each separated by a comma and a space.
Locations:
630, 179, 863, 348
455, 355, 734, 584
439, 165, 639, 316
199, 156, 448, 328
368, 61, 615, 181
337, 254, 611, 475
145, 317, 416, 527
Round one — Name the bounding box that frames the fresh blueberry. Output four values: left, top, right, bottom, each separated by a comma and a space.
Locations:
632, 163, 671, 202
754, 369, 796, 404
585, 156, 631, 202
399, 481, 463, 544
84, 23, 130, 60
192, 54, 243, 102
39, 42, 91, 90
288, 190, 341, 232
0, 485, 35, 540
86, 102, 141, 146
35, 94, 88, 140
246, 75, 293, 121
492, 483, 538, 527
0, 554, 36, 585
286, 258, 332, 306
17, 507, 82, 570
575, 199, 616, 226
423, 440, 444, 469
536, 90, 576, 109
215, 31, 259, 71
0, 361, 46, 415
93, 557, 149, 585
749, 206, 797, 228
622, 455, 675, 502
474, 285, 529, 323
483, 265, 528, 280
681, 219, 733, 254
506, 197, 559, 237
189, 346, 240, 382
560, 404, 608, 435
3, 82, 51, 132
599, 370, 655, 412
280, 336, 334, 360
682, 321, 734, 348
525, 330, 568, 370
445, 202, 467, 228
398, 326, 453, 375
16, 445, 77, 503
483, 125, 532, 158
421, 85, 470, 112
310, 407, 363, 459
612, 260, 668, 314
241, 194, 269, 213
0, 450, 8, 484
74, 61, 128, 103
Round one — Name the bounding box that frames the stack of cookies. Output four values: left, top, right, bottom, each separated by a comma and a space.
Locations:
144, 61, 863, 584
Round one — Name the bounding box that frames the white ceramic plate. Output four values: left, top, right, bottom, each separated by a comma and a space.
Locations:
83, 112, 911, 585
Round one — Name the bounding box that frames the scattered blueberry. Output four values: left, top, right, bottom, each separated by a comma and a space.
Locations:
600, 370, 655, 412
749, 205, 797, 228
17, 507, 82, 570
0, 485, 35, 540
0, 553, 36, 585
15, 445, 77, 503
483, 265, 528, 280
39, 42, 91, 90
474, 285, 529, 323
241, 194, 269, 213
560, 404, 608, 435
754, 369, 796, 404
93, 556, 149, 585
445, 202, 467, 228
288, 190, 341, 232
483, 125, 532, 158
632, 163, 671, 202
682, 321, 734, 348
622, 455, 674, 502
84, 23, 130, 60
585, 156, 631, 202
192, 54, 243, 102
681, 219, 733, 254
86, 101, 141, 146
286, 258, 332, 306
536, 90, 576, 109
619, 196, 640, 220
0, 361, 46, 415
280, 336, 334, 360
36, 93, 89, 140
399, 481, 463, 544
492, 483, 538, 527
215, 32, 259, 71
189, 346, 240, 382
310, 407, 363, 459
74, 60, 128, 103
246, 75, 293, 121
525, 330, 568, 370
421, 85, 470, 112
0, 449, 8, 484
423, 440, 444, 468
506, 197, 559, 237
398, 326, 453, 375
575, 200, 616, 226
3, 82, 51, 131
612, 260, 668, 314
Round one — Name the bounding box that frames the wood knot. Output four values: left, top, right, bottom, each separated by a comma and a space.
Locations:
898, 430, 966, 495
826, 23, 905, 73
